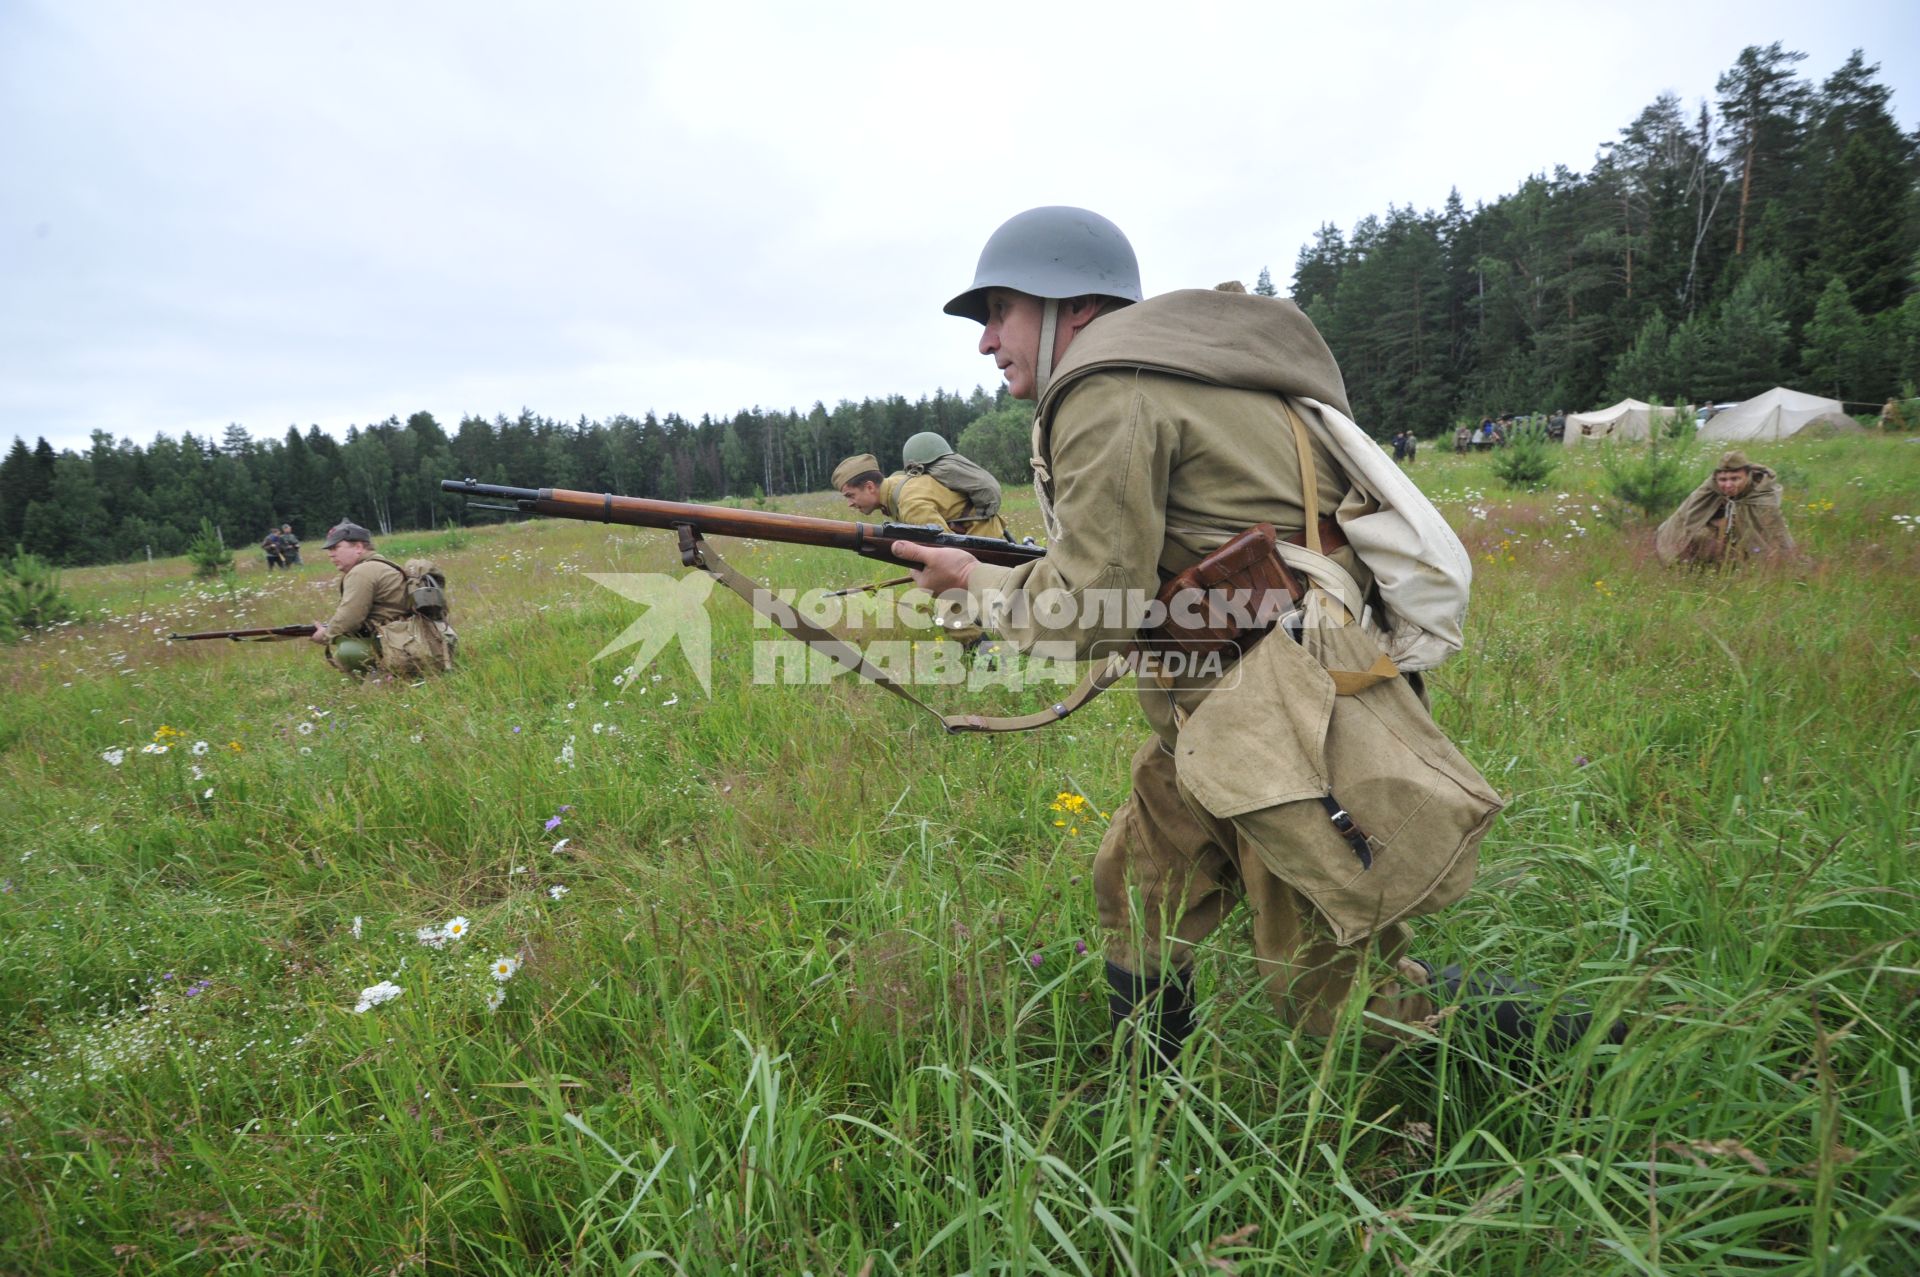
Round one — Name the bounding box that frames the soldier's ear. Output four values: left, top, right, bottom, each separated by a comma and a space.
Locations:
1057, 296, 1107, 349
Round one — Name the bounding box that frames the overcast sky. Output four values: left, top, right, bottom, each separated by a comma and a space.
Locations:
4, 0, 1915, 455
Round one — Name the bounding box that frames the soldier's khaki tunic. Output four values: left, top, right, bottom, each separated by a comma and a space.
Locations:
876, 472, 1011, 540
877, 470, 1008, 646
964, 289, 1442, 1041
327, 557, 409, 636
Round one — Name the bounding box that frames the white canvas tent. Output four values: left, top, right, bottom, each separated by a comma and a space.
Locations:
1698, 387, 1858, 442
1562, 399, 1687, 445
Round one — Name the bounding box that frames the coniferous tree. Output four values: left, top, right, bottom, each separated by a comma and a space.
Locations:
1716, 43, 1811, 259
1801, 276, 1872, 400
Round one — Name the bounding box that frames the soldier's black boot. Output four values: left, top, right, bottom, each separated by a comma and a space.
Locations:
1106, 961, 1195, 1073
1419, 961, 1626, 1053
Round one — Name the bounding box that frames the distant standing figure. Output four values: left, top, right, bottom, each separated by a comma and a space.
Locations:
1655, 451, 1796, 567
1391, 431, 1410, 462
261, 529, 286, 571
279, 524, 302, 565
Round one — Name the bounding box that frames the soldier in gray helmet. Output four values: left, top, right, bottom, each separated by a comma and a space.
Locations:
308, 521, 408, 673
896, 206, 1617, 1077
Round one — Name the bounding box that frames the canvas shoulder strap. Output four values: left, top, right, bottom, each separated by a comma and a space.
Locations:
677, 529, 1130, 734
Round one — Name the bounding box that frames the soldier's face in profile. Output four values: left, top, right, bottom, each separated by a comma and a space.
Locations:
979, 288, 1044, 400
1714, 469, 1751, 498
840, 481, 882, 514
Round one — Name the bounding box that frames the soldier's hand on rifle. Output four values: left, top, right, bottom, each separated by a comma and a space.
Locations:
893, 542, 977, 596
309, 623, 330, 645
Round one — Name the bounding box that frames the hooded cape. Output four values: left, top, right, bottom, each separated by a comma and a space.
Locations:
1655, 466, 1795, 566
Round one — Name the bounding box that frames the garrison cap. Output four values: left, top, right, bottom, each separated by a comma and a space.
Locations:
831, 454, 882, 489
324, 520, 374, 547
1715, 451, 1752, 472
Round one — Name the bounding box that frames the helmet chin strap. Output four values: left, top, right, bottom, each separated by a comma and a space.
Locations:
1034, 298, 1060, 400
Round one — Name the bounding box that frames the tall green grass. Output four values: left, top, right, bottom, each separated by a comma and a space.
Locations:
2, 437, 1916, 1273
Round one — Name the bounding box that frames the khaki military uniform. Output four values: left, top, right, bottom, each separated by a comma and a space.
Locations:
327, 557, 409, 637
876, 471, 1010, 540
875, 471, 1008, 646
963, 289, 1457, 1042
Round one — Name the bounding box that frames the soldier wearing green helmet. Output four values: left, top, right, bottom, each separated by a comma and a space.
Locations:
831, 434, 1013, 649
830, 435, 1011, 542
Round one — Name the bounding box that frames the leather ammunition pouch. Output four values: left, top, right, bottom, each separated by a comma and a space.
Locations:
1142, 518, 1344, 658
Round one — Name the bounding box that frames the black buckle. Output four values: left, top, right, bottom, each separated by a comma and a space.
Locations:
1319, 794, 1373, 870
674, 523, 702, 568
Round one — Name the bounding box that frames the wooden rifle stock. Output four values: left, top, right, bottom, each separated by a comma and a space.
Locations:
439, 479, 1046, 569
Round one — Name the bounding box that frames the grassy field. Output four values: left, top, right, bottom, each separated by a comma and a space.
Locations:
2, 434, 1917, 1275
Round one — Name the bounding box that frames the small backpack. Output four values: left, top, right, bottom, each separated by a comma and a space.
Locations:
400, 558, 450, 620
365, 557, 457, 676
906, 453, 1004, 523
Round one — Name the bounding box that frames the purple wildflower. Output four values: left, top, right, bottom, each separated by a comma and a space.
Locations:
512, 726, 522, 734
1028, 951, 1043, 968
161, 972, 175, 981
1574, 755, 1590, 768
1074, 940, 1088, 956
184, 980, 211, 997
559, 805, 573, 813
544, 815, 563, 832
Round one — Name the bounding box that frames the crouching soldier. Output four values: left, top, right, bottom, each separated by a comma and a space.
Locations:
1655, 451, 1797, 567
832, 437, 1014, 649
308, 521, 409, 674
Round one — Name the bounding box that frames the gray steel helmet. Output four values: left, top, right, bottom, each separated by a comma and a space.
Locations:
902, 432, 953, 467
944, 206, 1143, 323
329, 635, 379, 674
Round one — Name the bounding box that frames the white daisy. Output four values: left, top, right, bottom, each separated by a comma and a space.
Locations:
101, 749, 125, 767
485, 987, 505, 1012
442, 916, 470, 940
297, 722, 315, 736
547, 884, 569, 900
352, 980, 404, 1013
489, 956, 520, 982
191, 741, 210, 755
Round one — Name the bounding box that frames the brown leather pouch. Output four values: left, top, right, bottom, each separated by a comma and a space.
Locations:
1146, 523, 1304, 657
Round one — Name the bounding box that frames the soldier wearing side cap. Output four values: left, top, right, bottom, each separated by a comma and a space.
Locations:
831, 436, 1011, 541
308, 520, 408, 673
833, 437, 1012, 649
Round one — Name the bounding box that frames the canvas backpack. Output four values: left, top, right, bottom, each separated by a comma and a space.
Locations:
906, 453, 1004, 523
365, 556, 457, 676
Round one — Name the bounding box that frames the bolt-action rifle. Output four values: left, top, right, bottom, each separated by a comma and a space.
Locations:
437, 479, 1046, 569
169, 624, 318, 642
437, 479, 1110, 735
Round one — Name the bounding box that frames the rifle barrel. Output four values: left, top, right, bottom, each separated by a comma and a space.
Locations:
439, 478, 1045, 569
169, 624, 318, 642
